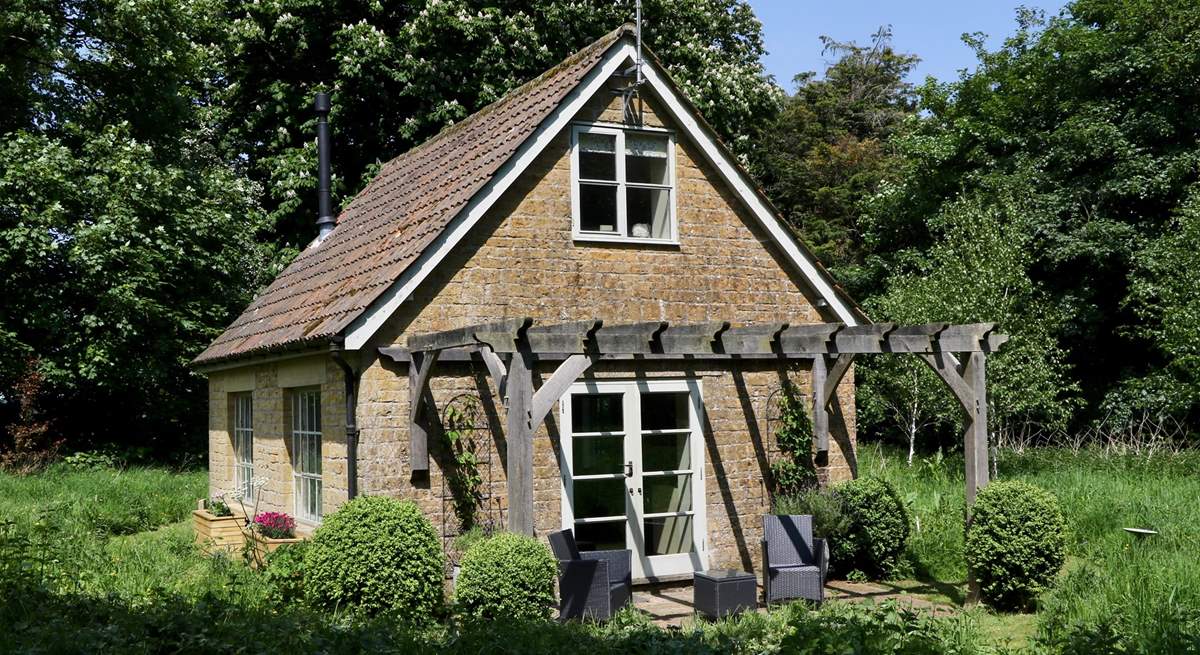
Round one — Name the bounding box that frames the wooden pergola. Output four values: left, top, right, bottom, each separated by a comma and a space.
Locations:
380, 319, 1008, 536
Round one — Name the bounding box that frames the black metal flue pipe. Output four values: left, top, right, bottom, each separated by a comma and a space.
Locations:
314, 92, 335, 240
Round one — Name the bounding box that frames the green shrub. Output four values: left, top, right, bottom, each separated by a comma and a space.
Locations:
774, 487, 852, 554
304, 496, 444, 620
454, 532, 556, 621
263, 541, 308, 606
966, 480, 1066, 611
834, 477, 911, 578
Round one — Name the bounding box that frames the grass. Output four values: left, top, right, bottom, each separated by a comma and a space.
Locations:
1, 449, 1198, 653
859, 443, 1200, 652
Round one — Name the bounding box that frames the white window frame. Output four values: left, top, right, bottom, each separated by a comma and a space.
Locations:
570, 123, 678, 245
232, 393, 254, 503
290, 388, 323, 523
558, 378, 707, 580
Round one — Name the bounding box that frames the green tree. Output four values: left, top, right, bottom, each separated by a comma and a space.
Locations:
861, 0, 1200, 431
859, 186, 1077, 447
216, 0, 783, 248
0, 0, 269, 453
755, 27, 918, 290
1124, 188, 1200, 420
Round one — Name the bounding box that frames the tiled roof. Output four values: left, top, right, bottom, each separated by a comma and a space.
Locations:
193, 25, 632, 365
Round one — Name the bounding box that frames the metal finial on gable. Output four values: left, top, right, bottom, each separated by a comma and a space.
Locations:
619, 0, 646, 125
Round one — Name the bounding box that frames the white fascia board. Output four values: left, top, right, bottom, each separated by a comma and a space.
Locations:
344, 41, 638, 350
634, 62, 860, 327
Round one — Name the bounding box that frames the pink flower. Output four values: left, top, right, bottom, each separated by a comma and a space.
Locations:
253, 511, 296, 538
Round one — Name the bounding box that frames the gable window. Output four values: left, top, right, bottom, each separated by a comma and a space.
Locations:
572, 125, 676, 243
232, 393, 254, 502
291, 389, 323, 523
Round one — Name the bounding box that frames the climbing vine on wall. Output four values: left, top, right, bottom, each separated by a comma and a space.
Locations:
442, 396, 484, 530
771, 381, 817, 495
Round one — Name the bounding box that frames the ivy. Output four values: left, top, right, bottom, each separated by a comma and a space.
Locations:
442, 397, 484, 531
770, 382, 817, 496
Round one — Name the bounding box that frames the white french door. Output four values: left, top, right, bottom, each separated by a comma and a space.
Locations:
559, 379, 707, 580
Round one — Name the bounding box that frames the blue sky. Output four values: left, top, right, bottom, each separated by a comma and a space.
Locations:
748, 1, 1068, 90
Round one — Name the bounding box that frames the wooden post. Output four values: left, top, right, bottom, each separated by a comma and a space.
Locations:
408, 350, 439, 474
963, 351, 990, 507
506, 348, 535, 535
811, 355, 829, 454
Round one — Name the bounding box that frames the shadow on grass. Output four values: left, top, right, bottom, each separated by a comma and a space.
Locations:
0, 582, 721, 655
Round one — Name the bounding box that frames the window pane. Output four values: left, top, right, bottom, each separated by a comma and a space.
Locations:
579, 184, 617, 233
572, 436, 624, 476
627, 187, 671, 239
640, 391, 689, 431
575, 520, 626, 552
625, 133, 669, 185
573, 478, 626, 519
579, 133, 616, 180
645, 516, 693, 555
644, 474, 692, 514
642, 433, 690, 472
571, 393, 624, 433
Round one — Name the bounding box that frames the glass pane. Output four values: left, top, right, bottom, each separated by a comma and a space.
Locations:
571, 393, 623, 433
644, 474, 692, 514
575, 520, 626, 552
642, 432, 690, 472
310, 434, 321, 474
641, 391, 689, 431
579, 184, 617, 233
579, 133, 616, 180
625, 133, 669, 185
627, 187, 671, 239
573, 478, 625, 519
572, 436, 624, 476
645, 516, 693, 555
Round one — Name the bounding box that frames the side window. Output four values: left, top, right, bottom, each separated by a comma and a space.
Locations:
572, 125, 675, 243
232, 393, 254, 502
290, 389, 322, 522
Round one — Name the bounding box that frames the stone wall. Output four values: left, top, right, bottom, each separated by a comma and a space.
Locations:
206, 355, 348, 526
351, 75, 858, 573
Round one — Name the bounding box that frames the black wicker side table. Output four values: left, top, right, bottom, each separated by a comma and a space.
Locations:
694, 569, 757, 620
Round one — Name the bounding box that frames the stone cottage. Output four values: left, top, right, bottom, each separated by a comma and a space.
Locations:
193, 25, 871, 581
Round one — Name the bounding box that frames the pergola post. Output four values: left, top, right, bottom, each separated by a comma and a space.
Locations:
505, 347, 535, 535
963, 351, 989, 507
811, 356, 829, 454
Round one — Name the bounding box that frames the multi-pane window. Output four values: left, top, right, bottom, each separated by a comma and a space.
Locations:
572, 125, 675, 242
232, 393, 254, 502
291, 389, 322, 522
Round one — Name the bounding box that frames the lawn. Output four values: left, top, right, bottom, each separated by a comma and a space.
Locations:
859, 443, 1200, 652
0, 450, 1197, 653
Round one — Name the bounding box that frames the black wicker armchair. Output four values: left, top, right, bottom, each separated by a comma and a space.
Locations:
762, 514, 829, 604
548, 529, 632, 621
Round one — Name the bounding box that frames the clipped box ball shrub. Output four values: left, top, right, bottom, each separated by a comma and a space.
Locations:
304, 496, 444, 621
966, 480, 1066, 611
454, 532, 557, 621
833, 477, 911, 579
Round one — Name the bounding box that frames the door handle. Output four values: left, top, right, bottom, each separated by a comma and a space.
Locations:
625, 461, 633, 477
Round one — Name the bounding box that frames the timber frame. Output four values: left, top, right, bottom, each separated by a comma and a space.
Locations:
380, 319, 1008, 536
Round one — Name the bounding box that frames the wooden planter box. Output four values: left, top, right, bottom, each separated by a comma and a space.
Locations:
249, 530, 305, 568
192, 508, 246, 556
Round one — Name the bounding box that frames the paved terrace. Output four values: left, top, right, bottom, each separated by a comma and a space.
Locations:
632, 580, 958, 628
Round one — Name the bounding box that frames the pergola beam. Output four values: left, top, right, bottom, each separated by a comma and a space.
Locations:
387, 318, 1008, 537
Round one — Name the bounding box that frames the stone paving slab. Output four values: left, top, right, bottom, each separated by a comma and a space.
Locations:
633, 580, 958, 628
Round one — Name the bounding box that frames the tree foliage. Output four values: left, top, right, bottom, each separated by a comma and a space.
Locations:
754, 27, 918, 289
0, 0, 269, 452
860, 0, 1200, 435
